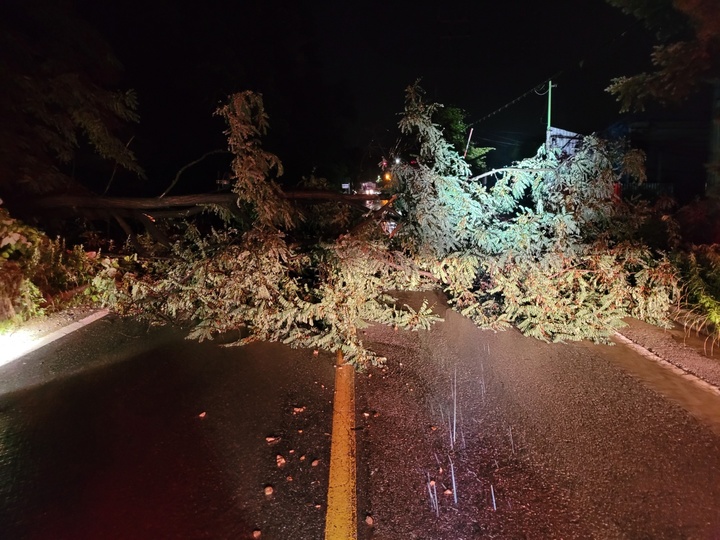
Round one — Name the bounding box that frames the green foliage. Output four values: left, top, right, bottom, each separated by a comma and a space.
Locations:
672, 245, 720, 341
392, 82, 679, 343
214, 92, 295, 231
0, 205, 100, 323
393, 84, 476, 258
97, 226, 441, 367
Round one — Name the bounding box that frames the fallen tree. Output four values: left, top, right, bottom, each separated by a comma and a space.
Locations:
92, 86, 680, 367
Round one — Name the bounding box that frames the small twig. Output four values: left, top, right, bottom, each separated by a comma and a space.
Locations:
426, 473, 439, 516
480, 361, 486, 401
490, 484, 497, 511
426, 475, 435, 511
103, 135, 135, 195
449, 457, 457, 505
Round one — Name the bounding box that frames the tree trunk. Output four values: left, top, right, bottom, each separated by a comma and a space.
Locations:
36, 191, 382, 212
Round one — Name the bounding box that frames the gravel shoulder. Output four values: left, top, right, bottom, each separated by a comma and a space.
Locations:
616, 317, 720, 392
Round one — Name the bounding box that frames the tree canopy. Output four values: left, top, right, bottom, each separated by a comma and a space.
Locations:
605, 0, 720, 112
0, 0, 143, 211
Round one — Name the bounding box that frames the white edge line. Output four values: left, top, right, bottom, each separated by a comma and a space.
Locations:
18, 309, 110, 358
613, 331, 720, 398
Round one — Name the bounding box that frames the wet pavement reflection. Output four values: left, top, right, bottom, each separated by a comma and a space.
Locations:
0, 319, 335, 539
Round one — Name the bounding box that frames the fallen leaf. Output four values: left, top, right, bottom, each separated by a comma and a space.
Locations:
276, 455, 286, 467
444, 489, 452, 496
265, 436, 281, 444
264, 485, 274, 496
311, 459, 319, 467
293, 406, 306, 414
300, 455, 306, 461
252, 530, 261, 538
198, 412, 206, 418
365, 515, 374, 526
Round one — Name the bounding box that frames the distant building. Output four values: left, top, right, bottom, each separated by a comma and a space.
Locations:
546, 126, 582, 157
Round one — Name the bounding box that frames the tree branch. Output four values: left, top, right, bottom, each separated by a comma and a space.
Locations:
469, 167, 556, 181
158, 149, 230, 198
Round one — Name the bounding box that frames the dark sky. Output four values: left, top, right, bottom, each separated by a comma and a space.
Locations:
72, 0, 706, 192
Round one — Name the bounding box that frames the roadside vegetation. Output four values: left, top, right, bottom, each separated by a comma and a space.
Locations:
0, 203, 100, 328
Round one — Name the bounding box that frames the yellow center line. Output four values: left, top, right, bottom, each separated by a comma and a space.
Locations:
324, 350, 357, 539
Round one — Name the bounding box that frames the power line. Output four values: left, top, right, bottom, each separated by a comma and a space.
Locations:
467, 20, 641, 128
468, 77, 558, 128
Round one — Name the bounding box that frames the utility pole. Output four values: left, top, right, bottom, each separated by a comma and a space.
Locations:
545, 80, 556, 148
547, 79, 553, 133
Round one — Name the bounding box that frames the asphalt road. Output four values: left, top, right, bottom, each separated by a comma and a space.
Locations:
2, 304, 720, 539
0, 316, 337, 539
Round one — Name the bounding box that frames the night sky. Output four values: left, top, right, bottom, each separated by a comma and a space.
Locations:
71, 0, 708, 194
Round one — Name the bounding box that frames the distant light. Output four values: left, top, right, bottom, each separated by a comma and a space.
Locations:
394, 157, 401, 164
383, 173, 391, 181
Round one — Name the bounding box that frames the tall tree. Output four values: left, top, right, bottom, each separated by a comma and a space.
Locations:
605, 0, 719, 110
605, 0, 720, 196
0, 0, 143, 209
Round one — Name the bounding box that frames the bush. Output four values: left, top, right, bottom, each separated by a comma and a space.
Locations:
0, 205, 100, 325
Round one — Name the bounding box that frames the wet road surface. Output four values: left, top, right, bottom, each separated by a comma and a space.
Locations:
3, 302, 720, 539
357, 301, 720, 539
0, 317, 336, 540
